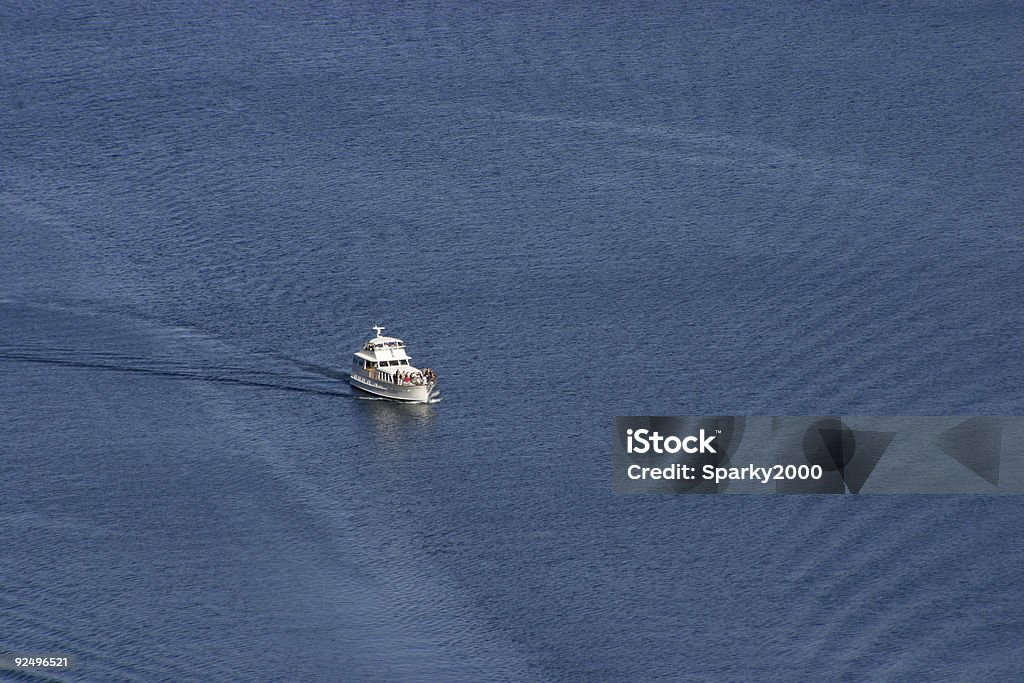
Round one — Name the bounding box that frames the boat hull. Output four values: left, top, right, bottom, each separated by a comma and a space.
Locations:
349, 373, 437, 403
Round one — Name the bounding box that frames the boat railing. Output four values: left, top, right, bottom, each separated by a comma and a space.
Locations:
377, 370, 433, 387
364, 341, 406, 351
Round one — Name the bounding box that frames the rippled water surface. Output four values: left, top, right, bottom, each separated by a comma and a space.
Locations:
2, 2, 1022, 680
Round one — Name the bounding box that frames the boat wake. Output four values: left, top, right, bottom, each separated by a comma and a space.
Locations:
0, 345, 357, 399
274, 354, 351, 382
0, 301, 361, 401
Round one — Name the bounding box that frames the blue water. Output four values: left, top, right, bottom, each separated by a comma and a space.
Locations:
2, 2, 1023, 680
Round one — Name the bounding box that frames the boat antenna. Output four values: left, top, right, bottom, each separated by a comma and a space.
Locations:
373, 324, 385, 337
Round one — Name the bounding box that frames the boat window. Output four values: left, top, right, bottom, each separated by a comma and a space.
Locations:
401, 359, 409, 365
365, 361, 374, 369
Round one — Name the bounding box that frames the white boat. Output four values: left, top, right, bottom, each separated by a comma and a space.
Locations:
349, 325, 439, 402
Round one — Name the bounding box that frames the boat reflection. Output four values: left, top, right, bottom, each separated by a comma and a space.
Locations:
353, 393, 440, 447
